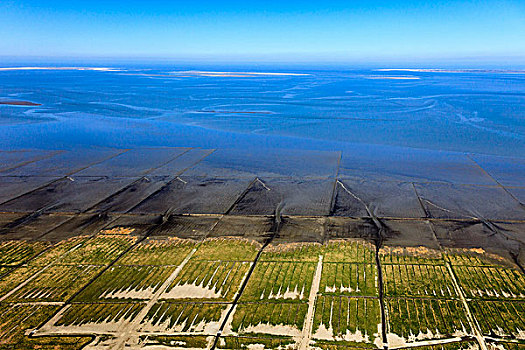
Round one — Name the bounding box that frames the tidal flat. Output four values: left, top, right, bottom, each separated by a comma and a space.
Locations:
0, 68, 524, 349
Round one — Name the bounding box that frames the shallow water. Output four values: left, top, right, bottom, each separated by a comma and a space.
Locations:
0, 67, 523, 158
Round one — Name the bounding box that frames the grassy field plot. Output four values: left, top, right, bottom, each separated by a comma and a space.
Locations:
231, 302, 308, 337
469, 300, 525, 338
0, 266, 40, 297
323, 240, 376, 263
379, 245, 443, 265
55, 302, 144, 330
191, 238, 260, 261
261, 243, 323, 262
446, 248, 513, 267
452, 265, 525, 299
163, 260, 251, 301
141, 301, 228, 334
241, 261, 316, 301
260, 240, 375, 263
6, 264, 103, 302
74, 265, 178, 301
117, 237, 196, 265
382, 264, 457, 298
59, 234, 137, 265
141, 335, 211, 349
312, 295, 381, 346
0, 303, 90, 349
389, 342, 480, 350
0, 240, 49, 266
150, 214, 221, 239
386, 297, 471, 343
28, 237, 89, 266
218, 335, 296, 349
320, 263, 377, 297
488, 342, 525, 350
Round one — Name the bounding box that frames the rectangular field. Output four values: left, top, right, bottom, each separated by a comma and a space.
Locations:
0, 240, 50, 266
312, 295, 381, 346
241, 261, 316, 301
191, 238, 260, 261
162, 260, 251, 301
320, 263, 378, 297
54, 302, 145, 332
469, 300, 525, 338
379, 245, 444, 265
385, 297, 472, 342
0, 303, 90, 348
141, 301, 228, 335
382, 264, 457, 298
452, 266, 525, 299
59, 234, 137, 265
74, 265, 178, 301
116, 237, 196, 266
231, 302, 308, 337
5, 264, 103, 302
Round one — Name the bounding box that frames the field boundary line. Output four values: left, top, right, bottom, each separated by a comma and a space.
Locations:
111, 247, 198, 349
299, 254, 323, 350
0, 241, 86, 302
445, 261, 488, 350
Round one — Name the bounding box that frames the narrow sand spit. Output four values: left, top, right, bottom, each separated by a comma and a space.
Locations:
170, 70, 310, 77
0, 67, 121, 71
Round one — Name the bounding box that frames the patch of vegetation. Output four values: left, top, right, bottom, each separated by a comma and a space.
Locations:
164, 260, 251, 302
28, 237, 88, 267
219, 335, 296, 349
0, 303, 91, 349
192, 238, 260, 261
56, 302, 144, 326
74, 265, 177, 302
0, 240, 49, 266
59, 235, 137, 265
6, 264, 103, 302
453, 266, 525, 300
386, 297, 471, 341
382, 264, 457, 298
241, 261, 315, 301
232, 302, 308, 335
143, 301, 227, 333
470, 300, 525, 338
320, 263, 377, 297
312, 296, 380, 344
117, 237, 196, 265
379, 245, 443, 265
142, 335, 210, 349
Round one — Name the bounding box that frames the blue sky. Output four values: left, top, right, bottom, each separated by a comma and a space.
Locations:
1, 0, 524, 63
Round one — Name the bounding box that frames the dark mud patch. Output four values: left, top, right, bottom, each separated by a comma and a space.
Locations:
325, 217, 378, 241
130, 177, 252, 215
415, 183, 525, 220
333, 180, 423, 218
149, 214, 221, 239
75, 148, 188, 177
0, 213, 74, 241
431, 220, 521, 267
0, 177, 139, 213
380, 219, 441, 249
230, 178, 334, 216
209, 215, 273, 244
88, 176, 172, 214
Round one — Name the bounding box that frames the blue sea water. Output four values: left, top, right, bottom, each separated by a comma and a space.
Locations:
0, 65, 524, 158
